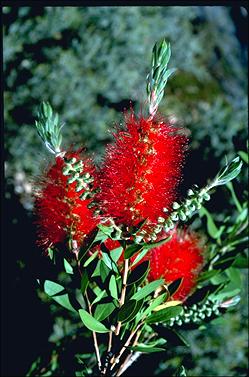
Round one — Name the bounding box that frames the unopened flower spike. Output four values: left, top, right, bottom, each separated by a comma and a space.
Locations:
146, 39, 176, 117
35, 101, 64, 155
161, 156, 243, 233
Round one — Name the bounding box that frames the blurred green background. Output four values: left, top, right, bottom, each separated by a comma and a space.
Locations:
3, 5, 248, 377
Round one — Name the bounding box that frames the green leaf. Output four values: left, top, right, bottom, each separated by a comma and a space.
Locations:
211, 157, 243, 188
210, 273, 229, 285
64, 258, 73, 274
200, 207, 220, 239
232, 253, 249, 268
110, 247, 123, 263
226, 181, 242, 212
140, 338, 167, 347
80, 269, 89, 295
100, 260, 111, 283
75, 371, 85, 376
238, 151, 248, 164
48, 248, 54, 261
44, 280, 64, 296
225, 267, 242, 288
142, 293, 168, 318
210, 280, 241, 302
127, 261, 150, 286
129, 345, 165, 353
168, 278, 183, 297
118, 300, 137, 322
169, 329, 189, 347
92, 260, 101, 277
197, 270, 220, 283
219, 295, 241, 308
52, 293, 77, 312
129, 299, 145, 324
92, 290, 106, 305
101, 247, 118, 273
175, 365, 187, 377
79, 309, 109, 333
83, 250, 99, 267
79, 228, 100, 262
94, 229, 109, 243
131, 247, 151, 267
213, 257, 236, 270
109, 275, 119, 300
132, 218, 148, 234
131, 279, 164, 301
97, 224, 122, 240
94, 302, 116, 321
124, 244, 144, 259
146, 305, 183, 324
143, 235, 172, 251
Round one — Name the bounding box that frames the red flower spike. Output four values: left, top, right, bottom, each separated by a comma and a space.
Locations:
34, 150, 99, 250
97, 110, 188, 230
146, 229, 205, 301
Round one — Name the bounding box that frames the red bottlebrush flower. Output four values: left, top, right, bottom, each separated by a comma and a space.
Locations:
97, 110, 188, 230
147, 229, 204, 301
34, 149, 98, 250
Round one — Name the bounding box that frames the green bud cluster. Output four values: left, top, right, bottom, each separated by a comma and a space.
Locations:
63, 157, 97, 203
163, 186, 211, 232
140, 185, 211, 242
168, 299, 220, 327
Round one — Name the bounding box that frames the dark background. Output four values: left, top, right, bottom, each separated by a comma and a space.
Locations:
2, 5, 248, 376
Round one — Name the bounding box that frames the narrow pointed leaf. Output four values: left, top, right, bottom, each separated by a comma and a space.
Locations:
131, 279, 164, 301
146, 305, 183, 324
83, 250, 99, 267
109, 275, 119, 300
124, 244, 144, 259
127, 261, 150, 286
118, 300, 137, 322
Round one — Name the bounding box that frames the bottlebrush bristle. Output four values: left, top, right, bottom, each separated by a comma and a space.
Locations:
147, 229, 205, 301
34, 149, 98, 250
97, 110, 188, 230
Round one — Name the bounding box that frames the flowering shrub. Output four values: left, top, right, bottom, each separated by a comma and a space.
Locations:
29, 40, 247, 377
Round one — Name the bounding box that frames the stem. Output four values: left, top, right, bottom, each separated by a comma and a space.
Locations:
115, 259, 129, 336
75, 244, 102, 373
116, 330, 142, 376
115, 331, 156, 376
85, 290, 102, 372
116, 352, 141, 376
101, 331, 114, 375
108, 330, 113, 353
110, 323, 143, 372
